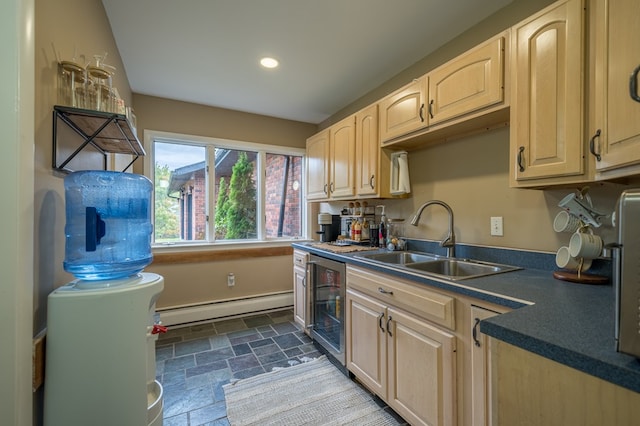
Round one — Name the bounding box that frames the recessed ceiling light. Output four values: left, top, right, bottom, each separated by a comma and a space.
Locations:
260, 57, 279, 69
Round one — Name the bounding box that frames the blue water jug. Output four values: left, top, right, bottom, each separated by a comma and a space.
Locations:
63, 171, 153, 280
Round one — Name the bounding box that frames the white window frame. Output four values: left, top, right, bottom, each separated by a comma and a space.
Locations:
143, 130, 308, 250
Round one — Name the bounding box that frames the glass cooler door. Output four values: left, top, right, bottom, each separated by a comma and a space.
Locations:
310, 256, 345, 364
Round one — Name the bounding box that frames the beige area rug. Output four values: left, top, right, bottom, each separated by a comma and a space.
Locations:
223, 356, 402, 426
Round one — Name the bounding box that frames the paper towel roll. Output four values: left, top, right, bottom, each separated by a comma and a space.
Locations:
398, 153, 410, 194
390, 151, 410, 195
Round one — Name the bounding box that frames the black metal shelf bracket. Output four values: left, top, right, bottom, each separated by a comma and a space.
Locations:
52, 105, 144, 173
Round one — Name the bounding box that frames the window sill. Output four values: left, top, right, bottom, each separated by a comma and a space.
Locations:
150, 239, 312, 265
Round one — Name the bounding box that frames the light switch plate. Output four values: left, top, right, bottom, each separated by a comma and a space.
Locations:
491, 216, 504, 236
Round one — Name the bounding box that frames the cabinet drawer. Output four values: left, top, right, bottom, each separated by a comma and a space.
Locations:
293, 250, 309, 268
347, 265, 455, 330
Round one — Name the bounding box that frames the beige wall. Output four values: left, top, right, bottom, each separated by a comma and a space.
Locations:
318, 0, 633, 253
34, 0, 133, 330
132, 95, 316, 309
133, 94, 314, 161
33, 0, 317, 314
146, 256, 293, 309
382, 129, 627, 253
321, 0, 559, 129
322, 127, 628, 253
32, 0, 634, 315
33, 0, 132, 423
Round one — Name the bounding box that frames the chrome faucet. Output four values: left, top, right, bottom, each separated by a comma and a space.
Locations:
410, 200, 456, 257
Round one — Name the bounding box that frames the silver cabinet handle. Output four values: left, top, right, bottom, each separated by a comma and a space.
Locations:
378, 287, 393, 295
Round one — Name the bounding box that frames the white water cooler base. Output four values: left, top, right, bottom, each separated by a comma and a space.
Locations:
44, 273, 165, 426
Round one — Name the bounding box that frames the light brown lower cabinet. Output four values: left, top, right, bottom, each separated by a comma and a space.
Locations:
346, 284, 456, 426
492, 340, 640, 426
469, 305, 501, 426
292, 250, 310, 333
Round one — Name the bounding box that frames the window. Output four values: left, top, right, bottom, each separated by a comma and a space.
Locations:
147, 131, 305, 245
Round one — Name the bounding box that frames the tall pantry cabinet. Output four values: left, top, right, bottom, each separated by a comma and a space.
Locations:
510, 0, 640, 187
591, 0, 640, 179
509, 0, 585, 186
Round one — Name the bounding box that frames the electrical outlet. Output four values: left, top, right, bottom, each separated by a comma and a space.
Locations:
490, 216, 504, 236
227, 273, 235, 287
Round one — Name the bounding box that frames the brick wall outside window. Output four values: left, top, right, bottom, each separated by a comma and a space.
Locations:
176, 155, 301, 240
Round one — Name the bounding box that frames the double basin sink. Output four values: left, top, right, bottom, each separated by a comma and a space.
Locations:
354, 251, 521, 281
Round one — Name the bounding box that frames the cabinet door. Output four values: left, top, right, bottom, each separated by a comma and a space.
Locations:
595, 0, 640, 174
306, 130, 330, 200
379, 78, 427, 143
329, 116, 356, 198
429, 35, 505, 125
470, 305, 501, 426
346, 289, 387, 398
510, 0, 585, 184
293, 265, 308, 332
293, 250, 310, 332
355, 104, 379, 196
387, 307, 456, 426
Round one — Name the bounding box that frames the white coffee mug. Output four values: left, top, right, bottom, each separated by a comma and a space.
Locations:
569, 231, 603, 259
555, 246, 592, 271
553, 210, 582, 233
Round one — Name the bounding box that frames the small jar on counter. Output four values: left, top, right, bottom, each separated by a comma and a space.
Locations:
386, 219, 406, 251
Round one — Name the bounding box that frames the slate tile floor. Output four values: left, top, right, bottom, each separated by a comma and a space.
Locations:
156, 310, 324, 425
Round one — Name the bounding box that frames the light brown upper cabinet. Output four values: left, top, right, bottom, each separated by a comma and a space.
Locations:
509, 0, 586, 187
328, 115, 356, 199
379, 31, 509, 150
378, 77, 428, 143
306, 104, 398, 201
591, 0, 640, 180
355, 104, 395, 198
305, 116, 356, 201
306, 129, 330, 200
428, 35, 505, 126
355, 104, 381, 197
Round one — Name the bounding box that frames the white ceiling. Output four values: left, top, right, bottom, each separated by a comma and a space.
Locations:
101, 0, 513, 124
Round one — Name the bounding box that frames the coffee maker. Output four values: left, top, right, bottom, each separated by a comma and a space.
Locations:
317, 213, 340, 242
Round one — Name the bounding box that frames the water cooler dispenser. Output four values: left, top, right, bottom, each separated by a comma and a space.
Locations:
44, 171, 166, 426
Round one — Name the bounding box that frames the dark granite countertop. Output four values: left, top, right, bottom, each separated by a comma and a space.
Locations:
292, 241, 640, 394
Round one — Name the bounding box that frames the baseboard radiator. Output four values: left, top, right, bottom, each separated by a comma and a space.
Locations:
157, 291, 294, 327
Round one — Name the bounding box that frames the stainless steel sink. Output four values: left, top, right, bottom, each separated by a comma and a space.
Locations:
355, 250, 520, 280
355, 251, 440, 265
405, 258, 521, 280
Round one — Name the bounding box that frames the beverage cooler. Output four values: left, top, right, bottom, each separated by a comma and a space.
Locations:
309, 255, 346, 366
44, 171, 166, 426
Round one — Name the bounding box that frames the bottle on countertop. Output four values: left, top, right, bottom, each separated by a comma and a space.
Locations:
354, 220, 362, 242
362, 218, 370, 241
369, 222, 379, 247
378, 206, 387, 248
